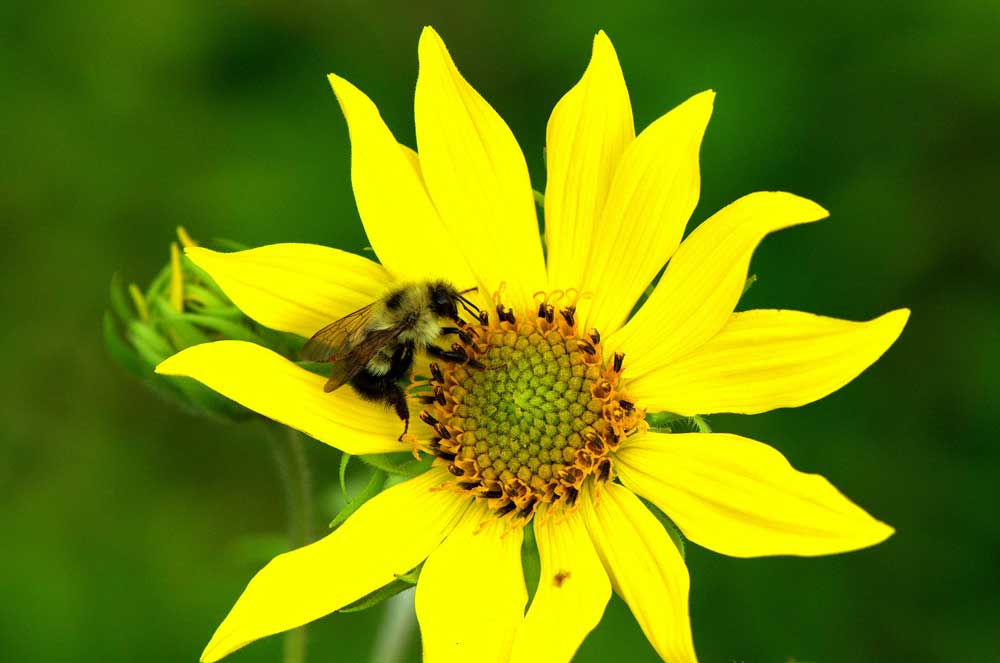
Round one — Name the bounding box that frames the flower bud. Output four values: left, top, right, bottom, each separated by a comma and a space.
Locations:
104, 228, 299, 421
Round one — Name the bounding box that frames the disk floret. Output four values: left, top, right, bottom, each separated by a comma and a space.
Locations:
416, 293, 645, 522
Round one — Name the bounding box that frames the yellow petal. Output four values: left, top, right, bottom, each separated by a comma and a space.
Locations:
630, 308, 910, 415
399, 143, 422, 176
327, 73, 476, 287
415, 26, 546, 311
186, 243, 388, 339
615, 432, 895, 558
200, 469, 469, 662
156, 341, 409, 455
510, 506, 611, 663
580, 91, 713, 336
608, 192, 829, 380
581, 483, 697, 663
545, 31, 634, 293
416, 501, 527, 663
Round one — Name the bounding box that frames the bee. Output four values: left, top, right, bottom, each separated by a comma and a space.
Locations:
300, 281, 481, 439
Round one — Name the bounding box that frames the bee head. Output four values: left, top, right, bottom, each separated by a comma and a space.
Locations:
428, 282, 460, 321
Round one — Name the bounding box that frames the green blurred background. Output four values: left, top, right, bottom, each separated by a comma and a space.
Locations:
3, 1, 998, 661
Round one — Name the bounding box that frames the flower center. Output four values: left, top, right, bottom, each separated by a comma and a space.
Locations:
415, 292, 645, 522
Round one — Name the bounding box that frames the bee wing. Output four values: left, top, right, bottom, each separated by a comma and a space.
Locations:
321, 325, 408, 393
300, 303, 377, 363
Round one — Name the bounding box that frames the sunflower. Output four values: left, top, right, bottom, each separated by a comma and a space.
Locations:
157, 27, 908, 663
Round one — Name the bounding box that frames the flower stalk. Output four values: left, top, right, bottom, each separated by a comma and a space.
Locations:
267, 423, 315, 663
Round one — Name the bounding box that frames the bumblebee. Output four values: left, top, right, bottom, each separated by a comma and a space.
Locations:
300, 281, 480, 438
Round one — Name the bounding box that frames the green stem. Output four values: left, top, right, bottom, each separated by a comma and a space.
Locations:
370, 588, 417, 663
267, 424, 314, 663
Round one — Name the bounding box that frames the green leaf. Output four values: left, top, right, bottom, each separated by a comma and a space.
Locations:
639, 497, 686, 559
338, 566, 421, 613
329, 469, 386, 529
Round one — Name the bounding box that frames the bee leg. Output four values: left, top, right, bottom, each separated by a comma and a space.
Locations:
386, 342, 415, 380
384, 383, 411, 441
349, 370, 411, 441
426, 344, 469, 364
439, 326, 473, 345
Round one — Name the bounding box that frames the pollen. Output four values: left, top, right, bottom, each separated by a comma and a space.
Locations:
413, 292, 645, 522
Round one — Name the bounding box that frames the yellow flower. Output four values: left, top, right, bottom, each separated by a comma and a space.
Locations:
157, 27, 908, 663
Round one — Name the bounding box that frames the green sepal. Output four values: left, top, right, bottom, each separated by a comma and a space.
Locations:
105, 320, 252, 421
338, 565, 421, 613
742, 273, 758, 296
185, 305, 247, 321
150, 298, 211, 349
103, 312, 147, 379
181, 283, 232, 311
521, 520, 541, 602
108, 274, 136, 325
145, 263, 173, 302
178, 255, 216, 288
639, 497, 686, 559
358, 453, 433, 478
105, 312, 204, 407
329, 468, 386, 530
208, 238, 250, 252
338, 453, 351, 500
646, 412, 712, 434
170, 311, 261, 344
126, 320, 174, 364
645, 412, 686, 430
161, 374, 253, 422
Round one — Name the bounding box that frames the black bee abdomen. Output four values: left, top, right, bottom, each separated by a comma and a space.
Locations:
349, 367, 410, 424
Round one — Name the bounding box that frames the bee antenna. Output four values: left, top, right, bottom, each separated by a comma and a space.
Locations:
458, 296, 480, 315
